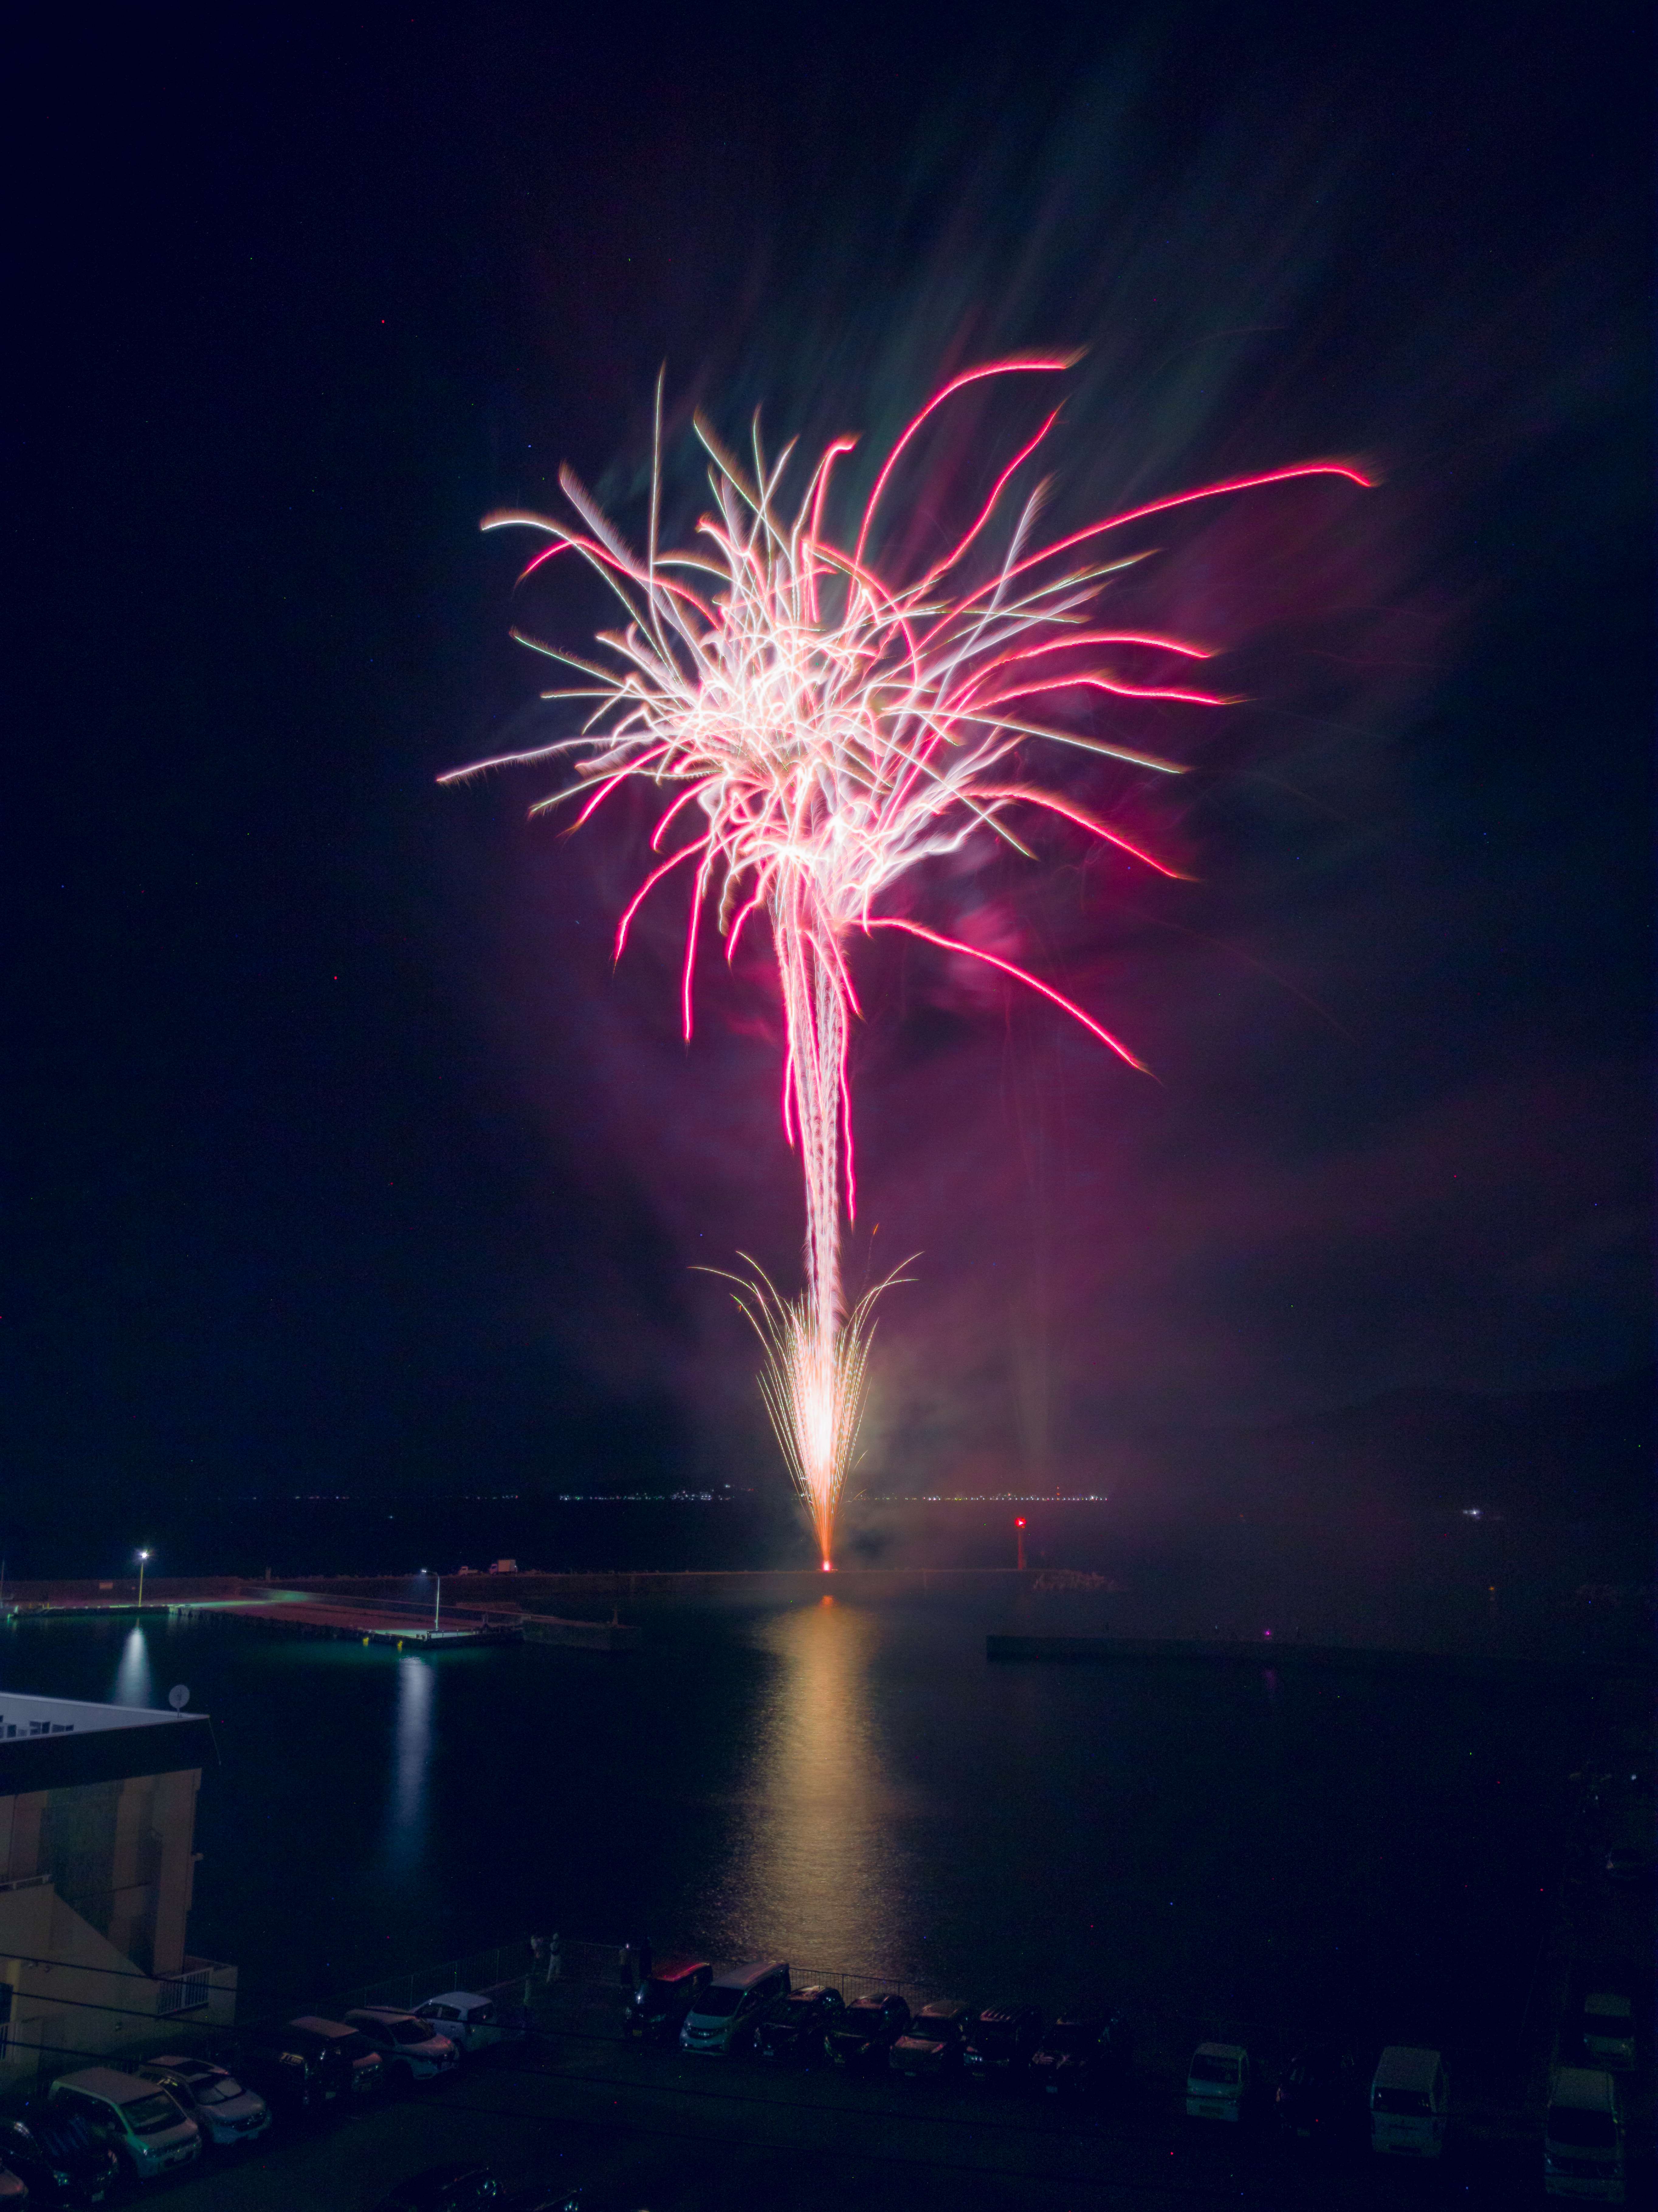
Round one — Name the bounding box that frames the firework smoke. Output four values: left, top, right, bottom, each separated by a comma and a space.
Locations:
447, 361, 1367, 1564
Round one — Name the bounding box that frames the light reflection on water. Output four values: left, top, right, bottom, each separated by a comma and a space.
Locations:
387, 1655, 435, 1870
111, 1624, 153, 1707
0, 1602, 1578, 2076
725, 1596, 920, 1973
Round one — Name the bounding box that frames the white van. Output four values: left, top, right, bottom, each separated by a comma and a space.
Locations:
47, 2067, 202, 2181
1544, 2067, 1623, 2202
1185, 2043, 1249, 2122
1369, 2045, 1448, 2157
679, 1961, 789, 2056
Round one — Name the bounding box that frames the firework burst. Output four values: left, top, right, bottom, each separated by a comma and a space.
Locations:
446, 360, 1367, 1565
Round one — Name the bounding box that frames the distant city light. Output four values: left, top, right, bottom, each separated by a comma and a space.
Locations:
855, 1493, 1111, 1503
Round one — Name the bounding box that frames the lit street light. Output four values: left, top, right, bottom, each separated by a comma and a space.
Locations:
136, 1549, 150, 1609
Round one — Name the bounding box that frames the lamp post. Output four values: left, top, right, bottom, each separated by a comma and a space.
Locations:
136, 1549, 151, 1609
1015, 1518, 1026, 1572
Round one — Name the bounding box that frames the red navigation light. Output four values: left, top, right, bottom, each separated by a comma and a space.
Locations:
1016, 1518, 1026, 1527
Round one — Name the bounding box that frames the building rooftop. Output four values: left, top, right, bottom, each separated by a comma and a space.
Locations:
0, 1693, 197, 1740
0, 1693, 214, 1792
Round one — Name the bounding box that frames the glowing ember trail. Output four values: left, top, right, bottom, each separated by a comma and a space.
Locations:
445, 362, 1368, 1566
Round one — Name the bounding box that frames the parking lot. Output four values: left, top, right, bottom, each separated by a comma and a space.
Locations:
119, 2010, 1626, 2212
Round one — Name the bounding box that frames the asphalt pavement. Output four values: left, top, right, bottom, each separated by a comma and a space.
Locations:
156, 2022, 1571, 2212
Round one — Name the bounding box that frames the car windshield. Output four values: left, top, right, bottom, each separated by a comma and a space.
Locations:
1373, 2088, 1430, 2115
973, 2021, 1015, 2047
121, 2094, 184, 2135
1585, 1998, 1631, 2021
1549, 2108, 1617, 2148
389, 2019, 434, 2045
195, 2076, 244, 2105
693, 1986, 745, 2018
640, 1980, 684, 2004
1047, 2023, 1093, 2053
1190, 2055, 1240, 2084
60, 2105, 121, 2145
336, 2033, 376, 2061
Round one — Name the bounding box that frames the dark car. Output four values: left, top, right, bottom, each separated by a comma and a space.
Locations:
623, 1959, 713, 2045
234, 2025, 332, 2114
825, 1994, 911, 2073
373, 2162, 500, 2212
287, 2016, 386, 2100
753, 1985, 844, 2066
0, 2103, 121, 2204
963, 2005, 1042, 2082
889, 2000, 973, 2080
237, 2017, 383, 2111
1028, 2011, 1133, 2099
1275, 2047, 1362, 2146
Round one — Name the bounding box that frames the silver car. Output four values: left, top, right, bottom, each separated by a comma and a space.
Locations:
346, 2008, 461, 2083
137, 2056, 271, 2146
414, 1991, 503, 2055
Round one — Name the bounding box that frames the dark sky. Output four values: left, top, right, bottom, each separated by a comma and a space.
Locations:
5, 3, 1650, 1537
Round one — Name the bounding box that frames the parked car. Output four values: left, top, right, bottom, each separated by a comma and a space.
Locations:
237, 2017, 384, 2111
889, 2001, 972, 2080
1185, 2043, 1250, 2124
1581, 1993, 1636, 2071
1274, 2046, 1360, 2145
287, 2015, 386, 2100
752, 1985, 844, 2065
135, 2057, 271, 2147
1027, 2012, 1133, 2100
416, 1992, 504, 2055
679, 1962, 789, 2057
623, 1960, 713, 2045
46, 2069, 202, 2183
373, 2163, 501, 2212
1369, 2045, 1448, 2159
234, 2025, 333, 2114
825, 1994, 911, 2074
1544, 2066, 1624, 2202
346, 2008, 461, 2084
0, 2101, 121, 2203
963, 2005, 1042, 2083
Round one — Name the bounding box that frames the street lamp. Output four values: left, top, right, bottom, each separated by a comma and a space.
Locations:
1015, 1518, 1026, 1572
136, 1549, 150, 1609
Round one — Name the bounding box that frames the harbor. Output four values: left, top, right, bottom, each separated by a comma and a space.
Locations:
0, 1576, 640, 1651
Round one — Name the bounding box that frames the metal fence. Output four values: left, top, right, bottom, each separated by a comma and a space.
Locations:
329, 1940, 540, 2018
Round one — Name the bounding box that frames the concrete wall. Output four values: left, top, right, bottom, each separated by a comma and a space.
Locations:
0, 1764, 227, 2084
0, 1878, 234, 2085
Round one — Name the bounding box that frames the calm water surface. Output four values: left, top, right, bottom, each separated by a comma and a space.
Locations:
0, 1600, 1581, 2084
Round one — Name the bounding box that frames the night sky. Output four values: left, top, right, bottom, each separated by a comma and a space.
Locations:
5, 5, 1649, 1557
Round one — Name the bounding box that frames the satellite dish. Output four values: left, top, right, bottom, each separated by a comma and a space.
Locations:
168, 1684, 190, 1711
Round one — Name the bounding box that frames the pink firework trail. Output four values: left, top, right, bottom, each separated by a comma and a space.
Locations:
445, 361, 1369, 1566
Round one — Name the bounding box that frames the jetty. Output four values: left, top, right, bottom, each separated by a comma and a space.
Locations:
0, 1575, 643, 1651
